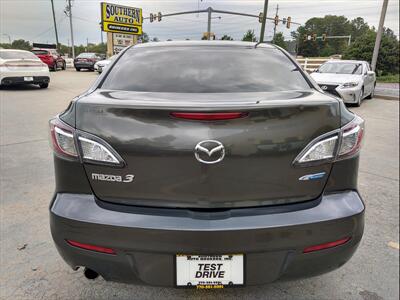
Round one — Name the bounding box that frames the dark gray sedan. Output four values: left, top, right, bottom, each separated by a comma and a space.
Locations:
49, 41, 365, 288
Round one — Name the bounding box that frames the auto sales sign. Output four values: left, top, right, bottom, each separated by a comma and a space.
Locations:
101, 2, 142, 35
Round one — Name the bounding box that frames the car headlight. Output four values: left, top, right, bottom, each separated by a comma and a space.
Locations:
341, 82, 359, 88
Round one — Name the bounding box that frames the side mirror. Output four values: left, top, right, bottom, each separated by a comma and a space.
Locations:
367, 71, 375, 76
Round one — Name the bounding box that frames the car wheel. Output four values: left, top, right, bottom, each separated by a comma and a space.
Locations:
76, 68, 81, 71
52, 64, 57, 71
62, 62, 66, 70
39, 83, 49, 89
355, 88, 363, 107
366, 82, 376, 99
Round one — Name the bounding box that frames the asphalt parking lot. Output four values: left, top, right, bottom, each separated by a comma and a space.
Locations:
0, 70, 399, 300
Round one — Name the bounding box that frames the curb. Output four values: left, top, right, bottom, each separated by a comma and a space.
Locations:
374, 94, 399, 101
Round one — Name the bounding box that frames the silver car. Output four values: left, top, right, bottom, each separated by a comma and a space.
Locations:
310, 60, 376, 106
94, 55, 117, 73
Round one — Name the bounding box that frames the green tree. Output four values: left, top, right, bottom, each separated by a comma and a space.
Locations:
272, 32, 287, 50
221, 34, 233, 41
343, 28, 399, 75
0, 39, 32, 51
141, 32, 149, 43
293, 15, 377, 57
242, 30, 257, 42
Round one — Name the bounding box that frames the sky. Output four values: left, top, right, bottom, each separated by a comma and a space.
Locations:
0, 0, 399, 45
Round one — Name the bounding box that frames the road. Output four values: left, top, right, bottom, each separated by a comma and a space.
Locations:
0, 70, 399, 300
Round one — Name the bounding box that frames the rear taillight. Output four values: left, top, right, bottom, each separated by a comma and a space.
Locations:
294, 115, 365, 165
49, 117, 124, 166
49, 118, 78, 158
171, 112, 248, 120
337, 115, 364, 159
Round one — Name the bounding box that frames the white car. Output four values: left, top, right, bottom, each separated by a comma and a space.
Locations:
0, 49, 50, 88
94, 55, 117, 73
310, 60, 376, 106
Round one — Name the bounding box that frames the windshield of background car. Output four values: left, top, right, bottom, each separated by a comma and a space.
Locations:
77, 53, 95, 58
101, 46, 311, 93
32, 50, 49, 55
0, 51, 39, 60
318, 62, 363, 75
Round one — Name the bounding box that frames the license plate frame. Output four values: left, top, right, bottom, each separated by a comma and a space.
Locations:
24, 76, 34, 82
175, 254, 245, 289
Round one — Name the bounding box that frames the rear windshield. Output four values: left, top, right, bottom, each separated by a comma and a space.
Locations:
101, 46, 311, 93
0, 51, 39, 60
32, 50, 49, 55
318, 63, 363, 75
77, 53, 96, 58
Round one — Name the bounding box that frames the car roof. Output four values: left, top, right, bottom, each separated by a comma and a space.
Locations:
134, 40, 276, 49
324, 59, 367, 64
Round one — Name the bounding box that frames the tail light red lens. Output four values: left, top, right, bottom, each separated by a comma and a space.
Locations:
49, 118, 78, 158
303, 237, 351, 253
171, 112, 248, 120
66, 240, 116, 255
337, 115, 364, 159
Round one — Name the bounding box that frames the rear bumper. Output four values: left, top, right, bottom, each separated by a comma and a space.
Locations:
50, 191, 365, 286
74, 62, 95, 69
1, 76, 50, 85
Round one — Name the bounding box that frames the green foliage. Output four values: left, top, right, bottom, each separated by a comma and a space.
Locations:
141, 32, 149, 43
221, 35, 233, 41
343, 28, 399, 75
242, 30, 257, 42
272, 32, 287, 50
0, 39, 32, 51
293, 15, 372, 57
377, 74, 399, 83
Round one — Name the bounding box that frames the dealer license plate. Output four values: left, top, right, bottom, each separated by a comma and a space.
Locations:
176, 254, 244, 288
24, 77, 33, 81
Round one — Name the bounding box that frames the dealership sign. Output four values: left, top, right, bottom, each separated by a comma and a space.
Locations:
101, 2, 142, 35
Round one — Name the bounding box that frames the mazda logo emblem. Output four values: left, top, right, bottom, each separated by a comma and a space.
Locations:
194, 140, 225, 164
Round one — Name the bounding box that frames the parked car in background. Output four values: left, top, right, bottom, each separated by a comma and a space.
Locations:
32, 48, 66, 71
0, 49, 50, 88
73, 53, 101, 71
94, 55, 117, 73
310, 60, 376, 106
49, 41, 365, 288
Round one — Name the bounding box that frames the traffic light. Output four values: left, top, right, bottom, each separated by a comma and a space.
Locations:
150, 13, 154, 23
274, 15, 279, 26
157, 12, 162, 21
322, 33, 327, 41
286, 16, 291, 29
312, 33, 317, 41
258, 12, 264, 23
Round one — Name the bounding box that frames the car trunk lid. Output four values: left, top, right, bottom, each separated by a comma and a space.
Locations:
75, 89, 340, 209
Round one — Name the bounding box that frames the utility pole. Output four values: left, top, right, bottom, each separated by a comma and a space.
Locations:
259, 0, 269, 42
273, 4, 279, 40
50, 0, 59, 50
371, 0, 389, 72
86, 37, 89, 51
65, 0, 75, 59
207, 7, 212, 40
